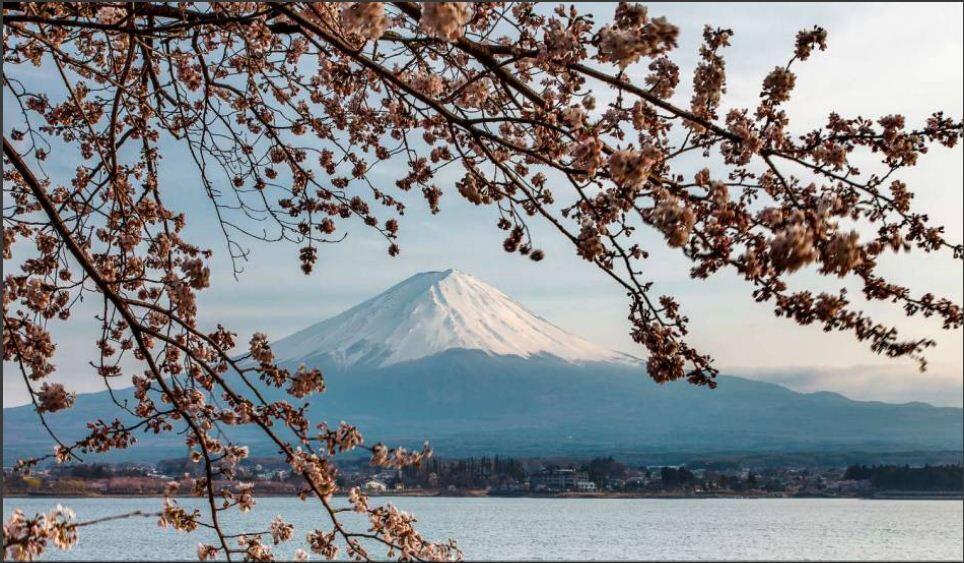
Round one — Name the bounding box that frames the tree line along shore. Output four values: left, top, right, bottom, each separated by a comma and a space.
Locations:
4, 456, 962, 500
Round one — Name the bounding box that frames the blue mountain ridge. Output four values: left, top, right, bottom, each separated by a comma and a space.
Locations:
4, 348, 961, 463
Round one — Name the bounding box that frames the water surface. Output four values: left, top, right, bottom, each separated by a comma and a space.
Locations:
4, 496, 961, 560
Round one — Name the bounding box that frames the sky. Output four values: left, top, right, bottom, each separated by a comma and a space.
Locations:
3, 3, 963, 408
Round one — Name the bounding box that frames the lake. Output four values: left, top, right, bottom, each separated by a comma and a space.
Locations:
4, 496, 962, 560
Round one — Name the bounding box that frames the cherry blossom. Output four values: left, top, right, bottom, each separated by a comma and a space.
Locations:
2, 3, 960, 561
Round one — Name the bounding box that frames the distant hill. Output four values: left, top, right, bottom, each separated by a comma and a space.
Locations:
4, 270, 961, 462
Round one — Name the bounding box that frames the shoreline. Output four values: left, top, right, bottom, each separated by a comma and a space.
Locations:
5, 491, 961, 501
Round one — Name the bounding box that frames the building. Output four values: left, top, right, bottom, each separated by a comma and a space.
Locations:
363, 479, 387, 492
529, 467, 590, 492
831, 479, 872, 494
576, 479, 597, 492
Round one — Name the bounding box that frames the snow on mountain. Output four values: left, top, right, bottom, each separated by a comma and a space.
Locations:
270, 269, 638, 367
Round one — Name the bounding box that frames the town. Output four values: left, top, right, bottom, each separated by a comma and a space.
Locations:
4, 456, 961, 500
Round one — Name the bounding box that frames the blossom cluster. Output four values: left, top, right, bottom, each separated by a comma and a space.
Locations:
597, 3, 679, 68
340, 2, 390, 44
608, 146, 661, 190
2, 505, 77, 561
419, 3, 473, 42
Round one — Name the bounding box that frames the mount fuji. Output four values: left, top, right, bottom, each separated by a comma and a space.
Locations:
3, 269, 962, 462
269, 269, 636, 369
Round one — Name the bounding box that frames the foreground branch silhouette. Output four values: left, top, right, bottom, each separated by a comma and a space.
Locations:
2, 2, 962, 561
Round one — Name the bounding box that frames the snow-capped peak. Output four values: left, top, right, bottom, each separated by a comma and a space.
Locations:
270, 269, 638, 368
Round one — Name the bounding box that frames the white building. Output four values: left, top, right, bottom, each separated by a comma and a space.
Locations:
363, 479, 387, 492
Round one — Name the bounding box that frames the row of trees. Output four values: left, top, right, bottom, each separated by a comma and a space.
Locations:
843, 465, 963, 491
55, 464, 150, 479
400, 456, 527, 489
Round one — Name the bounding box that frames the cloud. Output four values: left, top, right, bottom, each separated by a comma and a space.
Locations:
736, 364, 964, 407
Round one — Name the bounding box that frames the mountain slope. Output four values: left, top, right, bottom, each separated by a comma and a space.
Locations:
270, 269, 635, 367
3, 270, 961, 462
4, 350, 961, 462
291, 350, 964, 455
